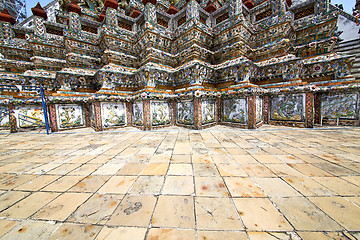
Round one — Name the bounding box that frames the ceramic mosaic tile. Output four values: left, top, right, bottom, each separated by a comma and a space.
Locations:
101, 102, 126, 128
56, 104, 85, 129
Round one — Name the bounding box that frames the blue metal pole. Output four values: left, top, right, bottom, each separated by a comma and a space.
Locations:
40, 86, 50, 135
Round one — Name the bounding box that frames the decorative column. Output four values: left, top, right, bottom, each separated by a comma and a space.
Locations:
170, 99, 176, 126
0, 8, 15, 43
67, 0, 82, 33
126, 101, 132, 127
314, 93, 321, 124
186, 0, 200, 21
263, 95, 269, 124
305, 92, 314, 128
104, 0, 118, 27
9, 104, 17, 133
248, 95, 256, 129
143, 0, 157, 29
93, 102, 103, 131
84, 103, 91, 127
48, 103, 58, 132
143, 100, 151, 130
229, 0, 243, 17
31, 3, 47, 36
215, 98, 221, 124
194, 98, 201, 129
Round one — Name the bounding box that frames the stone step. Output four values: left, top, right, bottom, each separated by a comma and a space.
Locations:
336, 48, 360, 54
337, 52, 360, 58
353, 62, 360, 68
353, 73, 360, 79
336, 39, 360, 49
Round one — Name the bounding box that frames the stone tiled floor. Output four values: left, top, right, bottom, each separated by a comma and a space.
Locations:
0, 125, 359, 239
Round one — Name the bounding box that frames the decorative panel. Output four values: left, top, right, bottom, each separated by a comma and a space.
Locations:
151, 101, 171, 126
17, 105, 45, 127
101, 102, 127, 128
133, 101, 143, 126
321, 93, 357, 119
177, 100, 194, 125
202, 100, 215, 124
56, 104, 84, 129
0, 108, 9, 127
223, 98, 247, 124
256, 96, 263, 123
270, 94, 305, 121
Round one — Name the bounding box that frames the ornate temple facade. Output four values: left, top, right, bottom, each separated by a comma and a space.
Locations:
0, 0, 359, 132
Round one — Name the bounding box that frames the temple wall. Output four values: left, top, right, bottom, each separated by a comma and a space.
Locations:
1, 90, 360, 132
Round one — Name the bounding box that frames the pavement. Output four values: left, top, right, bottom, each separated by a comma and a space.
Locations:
0, 125, 359, 240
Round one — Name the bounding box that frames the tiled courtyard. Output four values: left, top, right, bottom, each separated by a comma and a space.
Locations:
0, 125, 359, 239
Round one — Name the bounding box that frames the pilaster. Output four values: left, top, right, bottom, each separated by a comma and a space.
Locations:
48, 103, 58, 132
126, 102, 132, 127
94, 102, 103, 131
305, 92, 314, 128
143, 100, 151, 130
9, 105, 17, 133
186, 0, 200, 21
248, 95, 256, 129
263, 95, 269, 124
194, 98, 201, 129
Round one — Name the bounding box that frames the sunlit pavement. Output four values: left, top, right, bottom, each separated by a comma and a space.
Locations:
0, 125, 359, 239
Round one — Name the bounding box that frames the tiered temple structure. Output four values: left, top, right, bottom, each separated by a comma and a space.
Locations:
0, 0, 359, 132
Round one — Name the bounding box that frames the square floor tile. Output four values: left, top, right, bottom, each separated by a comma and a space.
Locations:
0, 192, 60, 219
107, 194, 156, 227
224, 177, 265, 197
309, 196, 360, 231
42, 176, 84, 192
151, 195, 195, 228
167, 163, 192, 175
129, 176, 164, 195
67, 194, 122, 224
233, 198, 292, 231
197, 231, 247, 240
146, 228, 195, 239
162, 176, 194, 195
195, 197, 243, 230
195, 176, 230, 197
254, 178, 302, 197
32, 192, 91, 221
216, 164, 247, 177
48, 223, 102, 240
97, 176, 137, 194
69, 175, 110, 193
141, 163, 168, 176
272, 197, 341, 231
96, 226, 147, 240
